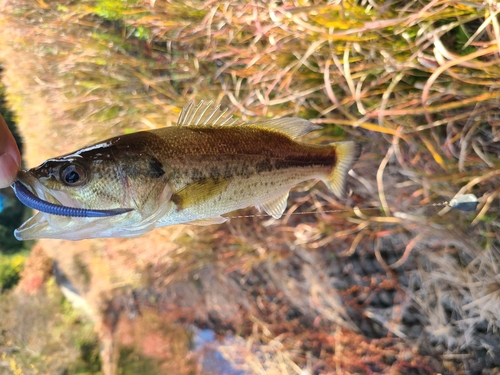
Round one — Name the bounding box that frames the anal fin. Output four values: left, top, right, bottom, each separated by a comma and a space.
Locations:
258, 191, 289, 219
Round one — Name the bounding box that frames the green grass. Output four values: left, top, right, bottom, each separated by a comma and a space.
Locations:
0, 252, 26, 291
0, 279, 103, 375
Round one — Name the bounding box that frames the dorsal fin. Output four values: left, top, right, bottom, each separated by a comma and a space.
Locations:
247, 117, 322, 138
177, 101, 238, 126
176, 101, 322, 138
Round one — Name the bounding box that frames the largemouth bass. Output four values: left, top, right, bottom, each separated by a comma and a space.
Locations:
13, 101, 361, 241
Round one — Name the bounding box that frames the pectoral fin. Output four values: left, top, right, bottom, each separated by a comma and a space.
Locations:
258, 191, 289, 219
172, 178, 230, 209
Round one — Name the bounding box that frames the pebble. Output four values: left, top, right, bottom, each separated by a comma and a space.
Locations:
402, 307, 420, 325
331, 278, 348, 291
407, 325, 422, 339
378, 290, 395, 307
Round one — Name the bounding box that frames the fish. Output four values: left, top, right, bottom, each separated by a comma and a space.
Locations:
12, 101, 361, 241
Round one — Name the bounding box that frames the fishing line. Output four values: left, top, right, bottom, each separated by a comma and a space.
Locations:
224, 194, 479, 220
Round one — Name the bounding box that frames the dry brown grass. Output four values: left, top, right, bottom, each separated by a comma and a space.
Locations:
1, 0, 500, 373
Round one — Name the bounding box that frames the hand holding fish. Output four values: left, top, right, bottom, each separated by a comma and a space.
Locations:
0, 113, 21, 189
12, 102, 361, 241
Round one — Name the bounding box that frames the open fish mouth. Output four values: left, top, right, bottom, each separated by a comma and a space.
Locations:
11, 180, 133, 218
11, 172, 138, 241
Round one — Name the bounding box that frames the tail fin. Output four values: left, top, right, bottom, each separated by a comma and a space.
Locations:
324, 141, 362, 198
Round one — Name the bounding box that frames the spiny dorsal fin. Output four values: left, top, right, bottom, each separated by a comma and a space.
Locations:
248, 117, 322, 139
258, 191, 290, 219
177, 101, 238, 127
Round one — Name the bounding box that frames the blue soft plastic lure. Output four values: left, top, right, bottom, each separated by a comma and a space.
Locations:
11, 180, 133, 218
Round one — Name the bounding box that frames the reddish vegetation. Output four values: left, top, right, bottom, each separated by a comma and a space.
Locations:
17, 244, 52, 294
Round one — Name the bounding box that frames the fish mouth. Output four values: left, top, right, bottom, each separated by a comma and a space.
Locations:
12, 179, 133, 218
12, 171, 135, 241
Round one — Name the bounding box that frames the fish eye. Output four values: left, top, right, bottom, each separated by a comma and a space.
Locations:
60, 164, 87, 187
